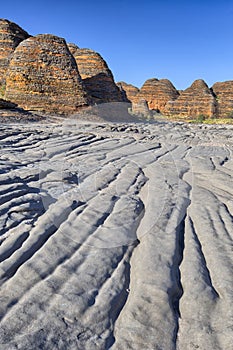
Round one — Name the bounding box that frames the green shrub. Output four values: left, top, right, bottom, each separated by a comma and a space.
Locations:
196, 114, 206, 123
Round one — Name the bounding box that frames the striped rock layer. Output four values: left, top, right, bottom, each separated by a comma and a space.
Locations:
0, 19, 29, 87
5, 34, 89, 113
212, 81, 233, 118
165, 79, 217, 118
72, 48, 123, 103
117, 81, 140, 103
136, 78, 179, 113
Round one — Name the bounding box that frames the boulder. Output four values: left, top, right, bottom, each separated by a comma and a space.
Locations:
117, 81, 140, 103
212, 81, 233, 118
132, 98, 150, 117
0, 97, 17, 109
136, 78, 179, 113
0, 19, 29, 86
165, 79, 217, 118
72, 48, 123, 103
5, 34, 89, 114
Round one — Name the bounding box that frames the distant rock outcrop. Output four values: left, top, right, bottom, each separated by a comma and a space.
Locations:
135, 78, 179, 113
0, 19, 29, 86
165, 79, 217, 118
212, 81, 233, 117
72, 48, 123, 103
117, 81, 140, 103
5, 34, 89, 114
131, 98, 150, 117
1, 18, 233, 119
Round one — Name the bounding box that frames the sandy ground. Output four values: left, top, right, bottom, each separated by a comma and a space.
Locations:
0, 118, 232, 349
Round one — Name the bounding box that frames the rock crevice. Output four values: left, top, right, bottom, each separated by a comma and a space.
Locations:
72, 48, 124, 103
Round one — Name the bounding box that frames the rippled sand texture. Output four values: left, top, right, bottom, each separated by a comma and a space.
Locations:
0, 120, 232, 350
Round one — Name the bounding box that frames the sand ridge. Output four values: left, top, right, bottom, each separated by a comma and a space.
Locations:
0, 120, 232, 349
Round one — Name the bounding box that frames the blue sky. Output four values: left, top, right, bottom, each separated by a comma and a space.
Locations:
1, 0, 233, 90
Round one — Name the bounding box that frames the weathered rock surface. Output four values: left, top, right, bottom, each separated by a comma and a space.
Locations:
0, 98, 17, 109
5, 34, 89, 113
135, 78, 179, 113
0, 109, 45, 122
0, 121, 232, 349
0, 19, 29, 86
117, 81, 139, 103
131, 98, 150, 117
212, 81, 233, 117
165, 79, 217, 118
72, 48, 123, 103
67, 43, 80, 56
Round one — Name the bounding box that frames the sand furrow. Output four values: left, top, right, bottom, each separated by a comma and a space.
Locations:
0, 121, 232, 349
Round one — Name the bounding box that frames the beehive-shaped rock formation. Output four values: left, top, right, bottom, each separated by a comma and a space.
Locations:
117, 81, 140, 103
212, 81, 233, 117
72, 48, 123, 103
136, 78, 179, 113
0, 19, 29, 86
5, 34, 89, 113
165, 79, 217, 117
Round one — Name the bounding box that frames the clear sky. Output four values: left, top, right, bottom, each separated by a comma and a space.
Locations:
1, 0, 233, 90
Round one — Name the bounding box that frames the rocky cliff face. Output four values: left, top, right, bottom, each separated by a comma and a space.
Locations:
165, 79, 217, 118
67, 43, 79, 55
117, 81, 140, 103
212, 81, 233, 117
0, 19, 29, 86
135, 78, 179, 113
5, 34, 89, 113
72, 48, 123, 103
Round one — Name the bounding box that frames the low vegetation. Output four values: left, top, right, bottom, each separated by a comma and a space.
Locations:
0, 84, 6, 98
162, 114, 233, 125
